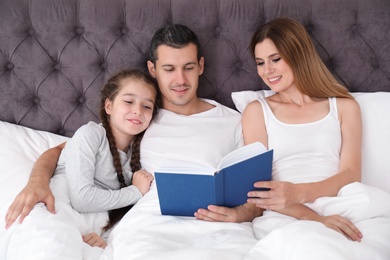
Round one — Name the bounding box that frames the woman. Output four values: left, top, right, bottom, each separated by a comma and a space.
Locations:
242, 18, 363, 241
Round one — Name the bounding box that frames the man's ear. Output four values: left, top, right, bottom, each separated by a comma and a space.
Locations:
104, 99, 112, 115
147, 60, 156, 78
198, 57, 205, 76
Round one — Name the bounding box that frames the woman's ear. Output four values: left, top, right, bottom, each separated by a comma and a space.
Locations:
147, 60, 156, 78
104, 99, 112, 115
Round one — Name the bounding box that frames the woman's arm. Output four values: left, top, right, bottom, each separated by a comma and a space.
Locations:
246, 98, 363, 208
277, 204, 362, 241
5, 142, 65, 228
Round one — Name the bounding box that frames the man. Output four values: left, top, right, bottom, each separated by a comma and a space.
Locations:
5, 24, 262, 229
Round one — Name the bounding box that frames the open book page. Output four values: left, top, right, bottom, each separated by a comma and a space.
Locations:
217, 142, 267, 170
156, 153, 216, 175
155, 142, 267, 176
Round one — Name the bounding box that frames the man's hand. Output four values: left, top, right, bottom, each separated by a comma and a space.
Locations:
194, 203, 263, 223
5, 143, 64, 229
5, 179, 55, 229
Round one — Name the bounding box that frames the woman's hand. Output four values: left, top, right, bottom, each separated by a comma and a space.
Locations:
316, 214, 363, 242
247, 181, 305, 210
132, 169, 154, 195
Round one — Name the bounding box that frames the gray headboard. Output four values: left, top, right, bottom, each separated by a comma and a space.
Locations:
1, 0, 389, 137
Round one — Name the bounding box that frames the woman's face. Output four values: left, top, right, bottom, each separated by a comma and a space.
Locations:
254, 38, 295, 93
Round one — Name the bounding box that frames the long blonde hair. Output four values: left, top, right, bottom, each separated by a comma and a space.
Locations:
250, 18, 352, 98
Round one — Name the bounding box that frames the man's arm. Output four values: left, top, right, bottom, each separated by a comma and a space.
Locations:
194, 203, 264, 223
5, 142, 66, 229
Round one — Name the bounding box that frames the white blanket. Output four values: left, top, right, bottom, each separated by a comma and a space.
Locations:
98, 182, 390, 260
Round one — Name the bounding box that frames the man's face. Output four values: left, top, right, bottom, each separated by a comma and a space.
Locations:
147, 43, 204, 114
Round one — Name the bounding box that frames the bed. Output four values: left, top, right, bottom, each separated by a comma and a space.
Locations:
1, 0, 390, 259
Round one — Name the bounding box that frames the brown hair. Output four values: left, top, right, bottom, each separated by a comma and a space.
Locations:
250, 18, 352, 98
99, 69, 159, 232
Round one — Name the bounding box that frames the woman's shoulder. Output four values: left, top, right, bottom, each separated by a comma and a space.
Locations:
335, 97, 360, 111
335, 97, 361, 120
242, 99, 264, 117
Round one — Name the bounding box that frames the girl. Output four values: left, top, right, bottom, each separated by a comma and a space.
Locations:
55, 69, 159, 248
242, 18, 363, 241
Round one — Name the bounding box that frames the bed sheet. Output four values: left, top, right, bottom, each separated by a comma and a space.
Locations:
99, 181, 390, 260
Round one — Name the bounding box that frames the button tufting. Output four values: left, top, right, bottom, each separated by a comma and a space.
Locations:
79, 96, 86, 104
371, 59, 379, 69
7, 63, 14, 70
75, 27, 84, 35
27, 28, 35, 36
326, 59, 334, 68
305, 24, 314, 33
58, 129, 65, 135
235, 61, 243, 68
33, 97, 40, 104
122, 27, 129, 35
101, 62, 108, 69
54, 63, 62, 70
351, 24, 359, 33
214, 26, 221, 35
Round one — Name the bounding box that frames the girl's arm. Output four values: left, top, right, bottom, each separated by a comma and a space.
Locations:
5, 142, 66, 228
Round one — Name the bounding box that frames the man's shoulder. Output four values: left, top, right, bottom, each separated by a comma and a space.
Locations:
202, 99, 240, 116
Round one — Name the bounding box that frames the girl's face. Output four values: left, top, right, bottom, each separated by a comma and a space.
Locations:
105, 78, 156, 146
254, 38, 295, 93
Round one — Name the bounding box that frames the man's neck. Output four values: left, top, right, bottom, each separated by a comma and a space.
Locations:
163, 98, 215, 116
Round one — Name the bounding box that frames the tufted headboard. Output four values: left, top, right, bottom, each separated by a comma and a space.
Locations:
1, 0, 389, 137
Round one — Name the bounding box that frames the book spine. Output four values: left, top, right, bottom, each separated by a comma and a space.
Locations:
214, 172, 224, 205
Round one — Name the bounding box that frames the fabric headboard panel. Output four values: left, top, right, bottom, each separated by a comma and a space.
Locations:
1, 0, 389, 136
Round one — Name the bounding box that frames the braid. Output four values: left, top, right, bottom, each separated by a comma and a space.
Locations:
103, 120, 126, 188
130, 132, 144, 172
99, 69, 160, 233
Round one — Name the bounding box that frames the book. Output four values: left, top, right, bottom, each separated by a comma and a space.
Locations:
154, 142, 273, 216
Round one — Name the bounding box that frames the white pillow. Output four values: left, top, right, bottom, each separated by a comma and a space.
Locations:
352, 92, 390, 192
0, 121, 68, 235
231, 90, 274, 113
231, 91, 390, 193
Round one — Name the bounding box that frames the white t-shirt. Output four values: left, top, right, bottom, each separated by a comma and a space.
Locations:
141, 99, 244, 174
132, 99, 243, 214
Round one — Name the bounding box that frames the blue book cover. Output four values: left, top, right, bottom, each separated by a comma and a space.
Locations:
155, 142, 273, 216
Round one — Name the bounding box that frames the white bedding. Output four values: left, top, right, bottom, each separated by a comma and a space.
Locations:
1, 92, 390, 259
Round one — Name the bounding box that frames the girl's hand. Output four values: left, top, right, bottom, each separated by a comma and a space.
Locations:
247, 181, 304, 210
132, 169, 154, 195
83, 232, 107, 249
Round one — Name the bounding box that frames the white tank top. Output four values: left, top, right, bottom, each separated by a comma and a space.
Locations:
257, 97, 341, 183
